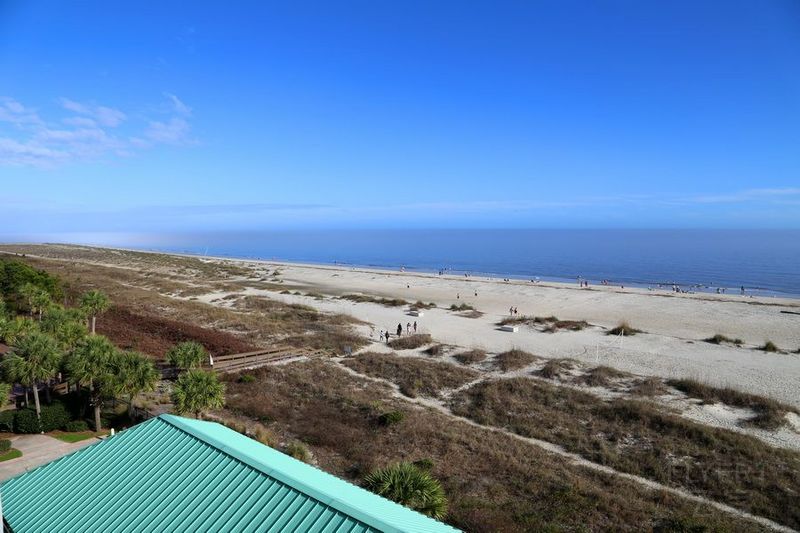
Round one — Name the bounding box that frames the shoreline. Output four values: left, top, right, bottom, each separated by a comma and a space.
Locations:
16, 242, 800, 305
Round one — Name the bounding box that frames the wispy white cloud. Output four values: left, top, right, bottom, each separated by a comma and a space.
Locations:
59, 98, 127, 127
684, 188, 800, 204
0, 94, 194, 167
164, 92, 191, 116
144, 117, 191, 144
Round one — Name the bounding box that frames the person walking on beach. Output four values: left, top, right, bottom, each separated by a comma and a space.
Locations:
406, 322, 411, 334
397, 323, 403, 337
413, 321, 417, 333
509, 306, 514, 316
385, 332, 391, 344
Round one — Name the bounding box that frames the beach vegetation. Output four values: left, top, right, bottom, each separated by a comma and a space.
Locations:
340, 294, 408, 307
364, 462, 447, 519
172, 369, 225, 419
759, 340, 779, 353
378, 410, 405, 426
453, 349, 486, 365
79, 289, 110, 334
448, 303, 474, 312
166, 340, 208, 370
343, 352, 479, 398
704, 334, 744, 346
667, 378, 795, 430
607, 321, 642, 336
2, 331, 62, 422
424, 344, 444, 356
536, 358, 576, 379
574, 365, 630, 387
450, 376, 800, 529
630, 377, 668, 396
387, 333, 432, 350
410, 301, 436, 310
285, 440, 311, 462
493, 349, 538, 371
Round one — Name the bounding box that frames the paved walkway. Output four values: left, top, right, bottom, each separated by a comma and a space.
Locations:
0, 434, 98, 482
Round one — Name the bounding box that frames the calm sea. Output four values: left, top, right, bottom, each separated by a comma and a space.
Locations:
117, 229, 800, 298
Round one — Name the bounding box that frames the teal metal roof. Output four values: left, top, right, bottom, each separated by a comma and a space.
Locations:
0, 414, 459, 533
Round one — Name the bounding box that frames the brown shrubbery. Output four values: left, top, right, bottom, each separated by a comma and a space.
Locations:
493, 349, 538, 371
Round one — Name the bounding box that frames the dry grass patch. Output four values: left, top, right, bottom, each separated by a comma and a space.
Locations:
388, 334, 432, 350
451, 377, 800, 529
705, 334, 744, 346
340, 294, 408, 307
223, 360, 760, 532
493, 349, 539, 371
574, 365, 631, 387
536, 358, 577, 379
630, 377, 669, 396
342, 352, 479, 398
668, 378, 795, 430
453, 349, 487, 365
607, 321, 642, 336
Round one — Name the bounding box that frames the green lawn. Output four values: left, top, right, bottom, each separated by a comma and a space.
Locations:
0, 448, 22, 462
52, 431, 98, 443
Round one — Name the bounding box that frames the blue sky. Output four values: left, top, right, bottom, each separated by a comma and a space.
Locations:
1, 1, 799, 236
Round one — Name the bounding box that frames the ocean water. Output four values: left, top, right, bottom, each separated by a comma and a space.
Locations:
120, 229, 800, 298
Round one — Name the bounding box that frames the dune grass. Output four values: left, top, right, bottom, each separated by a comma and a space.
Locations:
667, 378, 795, 430
340, 294, 408, 307
388, 334, 432, 350
705, 334, 744, 346
493, 349, 538, 371
607, 321, 642, 336
453, 349, 487, 365
451, 376, 800, 529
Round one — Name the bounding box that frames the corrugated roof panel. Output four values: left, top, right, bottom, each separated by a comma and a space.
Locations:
0, 414, 459, 532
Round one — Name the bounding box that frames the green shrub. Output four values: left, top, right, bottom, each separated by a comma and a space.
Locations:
0, 438, 10, 453
413, 458, 434, 470
378, 410, 404, 426
760, 341, 779, 353
39, 402, 71, 432
0, 410, 14, 432
285, 441, 310, 462
13, 409, 40, 433
64, 420, 89, 432
238, 374, 256, 383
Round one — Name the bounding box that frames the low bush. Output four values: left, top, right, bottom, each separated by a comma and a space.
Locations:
631, 377, 668, 396
454, 350, 487, 365
449, 303, 475, 312
64, 420, 89, 432
760, 340, 779, 353
238, 374, 256, 383
537, 359, 575, 379
607, 321, 642, 336
705, 334, 743, 346
574, 366, 630, 387
0, 439, 10, 453
388, 334, 432, 350
544, 320, 588, 333
410, 301, 436, 310
0, 410, 14, 432
424, 344, 444, 356
40, 402, 71, 432
286, 441, 310, 462
340, 294, 408, 307
493, 350, 538, 371
13, 409, 40, 434
378, 410, 405, 427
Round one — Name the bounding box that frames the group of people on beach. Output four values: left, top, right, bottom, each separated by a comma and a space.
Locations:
379, 321, 418, 343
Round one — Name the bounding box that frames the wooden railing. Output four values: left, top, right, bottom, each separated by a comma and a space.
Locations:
210, 345, 322, 372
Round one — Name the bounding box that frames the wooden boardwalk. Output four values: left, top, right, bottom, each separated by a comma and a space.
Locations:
209, 345, 323, 372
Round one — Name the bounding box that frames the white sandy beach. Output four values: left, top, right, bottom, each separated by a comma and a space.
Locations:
204, 258, 800, 409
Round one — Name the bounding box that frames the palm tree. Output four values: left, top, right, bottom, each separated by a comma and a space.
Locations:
2, 332, 62, 423
31, 289, 52, 321
166, 341, 208, 370
65, 335, 116, 431
18, 283, 40, 318
79, 290, 110, 335
363, 462, 448, 519
112, 351, 159, 418
0, 316, 37, 346
0, 382, 11, 408
172, 369, 225, 419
